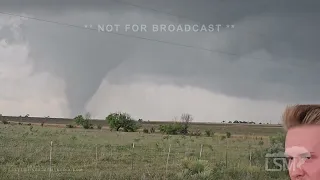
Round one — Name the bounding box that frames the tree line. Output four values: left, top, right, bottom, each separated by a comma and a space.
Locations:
71, 112, 195, 135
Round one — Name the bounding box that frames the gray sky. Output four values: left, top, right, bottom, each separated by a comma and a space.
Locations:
0, 0, 319, 123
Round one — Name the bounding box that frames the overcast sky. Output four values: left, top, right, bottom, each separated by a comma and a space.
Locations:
0, 0, 319, 123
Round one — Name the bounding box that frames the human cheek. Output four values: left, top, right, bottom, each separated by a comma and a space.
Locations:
302, 163, 320, 179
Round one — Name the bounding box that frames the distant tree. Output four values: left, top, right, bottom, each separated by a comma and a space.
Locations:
41, 120, 45, 127
106, 112, 139, 132
138, 119, 143, 123
222, 121, 225, 123
233, 120, 239, 123
74, 115, 85, 126
150, 127, 155, 133
180, 113, 193, 135
159, 123, 183, 135
143, 128, 149, 133
83, 112, 93, 129
228, 121, 232, 123
226, 132, 231, 138
205, 130, 212, 137
74, 113, 93, 129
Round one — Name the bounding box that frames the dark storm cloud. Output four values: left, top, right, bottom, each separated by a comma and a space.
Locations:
1, 0, 320, 116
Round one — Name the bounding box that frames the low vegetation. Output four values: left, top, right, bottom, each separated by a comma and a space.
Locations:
0, 112, 289, 179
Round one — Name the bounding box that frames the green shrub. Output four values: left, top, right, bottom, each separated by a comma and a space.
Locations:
70, 136, 77, 141
143, 128, 149, 133
159, 123, 183, 135
220, 136, 226, 140
251, 133, 286, 169
205, 130, 212, 137
150, 127, 155, 133
74, 115, 85, 125
66, 124, 74, 128
258, 140, 264, 146
179, 158, 211, 178
1, 120, 8, 124
190, 130, 201, 136
269, 133, 285, 147
226, 132, 231, 138
106, 112, 139, 132
83, 122, 94, 129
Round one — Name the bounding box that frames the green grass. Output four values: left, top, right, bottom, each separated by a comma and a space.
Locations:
0, 123, 289, 180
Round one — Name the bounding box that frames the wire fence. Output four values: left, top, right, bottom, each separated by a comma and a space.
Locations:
0, 140, 263, 178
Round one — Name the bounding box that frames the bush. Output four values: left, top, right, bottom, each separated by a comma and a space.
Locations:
106, 112, 139, 132
179, 158, 211, 178
74, 115, 85, 126
269, 133, 285, 147
205, 130, 212, 137
182, 159, 205, 175
159, 123, 183, 135
143, 128, 149, 133
258, 140, 264, 146
251, 133, 286, 169
220, 136, 226, 140
226, 132, 231, 138
74, 113, 94, 129
150, 127, 155, 133
97, 124, 102, 130
66, 124, 74, 128
1, 120, 9, 124
82, 121, 94, 129
190, 129, 201, 136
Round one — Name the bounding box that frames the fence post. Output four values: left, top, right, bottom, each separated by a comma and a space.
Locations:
249, 149, 252, 167
131, 143, 135, 170
249, 136, 252, 167
49, 141, 53, 178
165, 144, 171, 178
96, 144, 98, 169
225, 139, 228, 168
199, 144, 203, 159
110, 146, 113, 157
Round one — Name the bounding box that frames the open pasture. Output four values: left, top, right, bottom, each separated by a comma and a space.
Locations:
0, 121, 288, 180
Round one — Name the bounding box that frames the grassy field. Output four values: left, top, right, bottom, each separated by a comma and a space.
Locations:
0, 121, 289, 180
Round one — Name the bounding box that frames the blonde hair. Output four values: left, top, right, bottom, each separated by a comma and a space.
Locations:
282, 104, 320, 130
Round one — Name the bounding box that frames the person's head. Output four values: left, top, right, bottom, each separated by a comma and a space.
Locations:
282, 104, 320, 180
